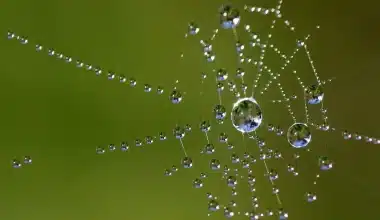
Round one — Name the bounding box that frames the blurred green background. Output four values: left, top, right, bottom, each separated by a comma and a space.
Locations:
0, 0, 379, 219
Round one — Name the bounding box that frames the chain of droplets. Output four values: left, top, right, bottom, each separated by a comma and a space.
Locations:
232, 30, 248, 97
245, 28, 289, 65
199, 123, 226, 217
276, 81, 297, 123
243, 3, 303, 96
270, 39, 333, 204
94, 127, 186, 154
201, 124, 256, 218
94, 124, 194, 176
292, 70, 311, 123
6, 31, 184, 104
267, 123, 325, 205
289, 75, 330, 175
260, 34, 312, 95
265, 123, 327, 205
243, 4, 298, 32
188, 17, 300, 103
176, 120, 291, 218
245, 25, 323, 126
11, 156, 33, 168
200, 124, 289, 218
237, 29, 312, 97
250, 132, 289, 218
188, 5, 300, 100
301, 42, 333, 127
246, 0, 284, 96
179, 121, 240, 217
305, 112, 380, 145
303, 44, 321, 84
246, 13, 331, 205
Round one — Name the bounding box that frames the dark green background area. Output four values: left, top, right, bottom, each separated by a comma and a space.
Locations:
0, 0, 379, 219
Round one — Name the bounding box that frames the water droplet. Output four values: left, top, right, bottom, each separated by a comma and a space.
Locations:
297, 40, 305, 47
85, 64, 92, 71
201, 72, 207, 80
228, 81, 236, 91
206, 192, 213, 199
342, 130, 352, 139
276, 127, 284, 136
156, 86, 164, 94
229, 200, 237, 207
65, 56, 72, 63
193, 178, 204, 188
241, 159, 250, 168
257, 139, 266, 147
231, 153, 240, 164
94, 67, 102, 76
216, 69, 228, 81
231, 97, 263, 133
247, 174, 256, 185
171, 165, 178, 172
183, 124, 191, 132
23, 156, 32, 164
7, 31, 16, 39
236, 68, 245, 78
144, 84, 152, 92
164, 169, 172, 176
287, 123, 312, 148
96, 147, 105, 154
120, 142, 129, 151
305, 192, 317, 202
135, 139, 143, 147
182, 157, 193, 168
200, 172, 208, 178
200, 120, 211, 132
204, 51, 216, 62
208, 199, 220, 212
274, 150, 282, 159
266, 209, 274, 216
214, 104, 227, 120
210, 159, 221, 170
272, 187, 280, 194
108, 144, 116, 152
268, 169, 279, 181
35, 44, 43, 51
188, 22, 200, 35
223, 207, 235, 218
200, 40, 212, 52
129, 78, 137, 87
145, 136, 154, 144
204, 144, 215, 154
236, 41, 244, 52
227, 175, 238, 187
354, 133, 362, 140
318, 156, 333, 170
118, 75, 127, 83
294, 152, 300, 159
159, 132, 167, 140
278, 209, 289, 219
220, 5, 241, 29
219, 132, 228, 143
216, 82, 224, 92
305, 84, 324, 104
48, 49, 55, 56
19, 37, 28, 44
173, 126, 186, 139
170, 90, 183, 104
12, 159, 22, 168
